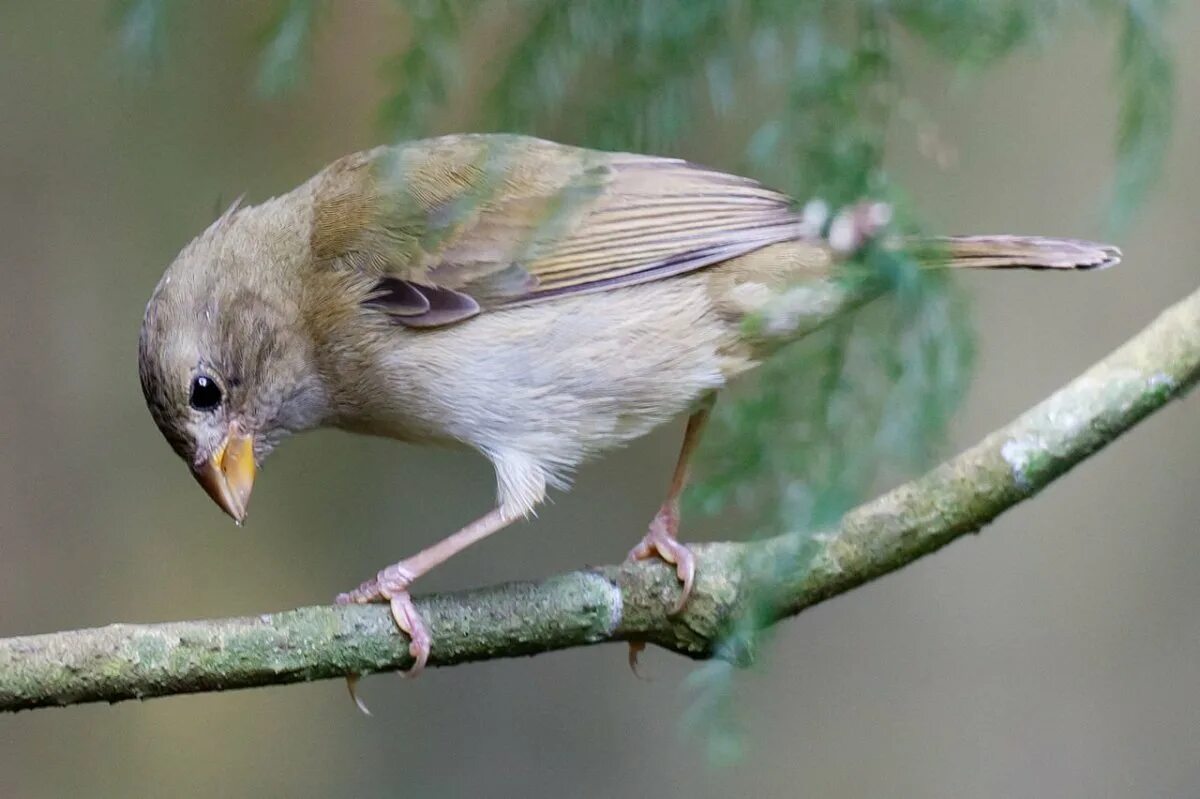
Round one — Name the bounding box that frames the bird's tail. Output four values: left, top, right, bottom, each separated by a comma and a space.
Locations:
912, 235, 1122, 271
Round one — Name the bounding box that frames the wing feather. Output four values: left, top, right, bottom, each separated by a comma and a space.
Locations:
311, 135, 802, 327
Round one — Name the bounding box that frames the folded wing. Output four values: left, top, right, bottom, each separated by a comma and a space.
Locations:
311, 134, 802, 327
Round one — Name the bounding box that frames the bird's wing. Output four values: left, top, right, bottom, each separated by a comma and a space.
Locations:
310, 134, 801, 327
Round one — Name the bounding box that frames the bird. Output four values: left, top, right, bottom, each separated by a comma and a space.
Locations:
138, 133, 1120, 674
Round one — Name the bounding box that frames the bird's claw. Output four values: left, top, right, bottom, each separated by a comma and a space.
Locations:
336, 561, 430, 677
627, 640, 650, 679
388, 590, 431, 676
626, 508, 696, 615
625, 508, 696, 673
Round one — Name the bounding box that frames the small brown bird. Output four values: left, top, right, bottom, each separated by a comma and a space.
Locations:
138, 133, 1119, 672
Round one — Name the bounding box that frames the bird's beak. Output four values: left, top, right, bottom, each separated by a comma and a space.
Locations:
193, 427, 257, 524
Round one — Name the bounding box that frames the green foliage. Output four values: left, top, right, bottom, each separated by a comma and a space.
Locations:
380, 0, 478, 134
1111, 0, 1174, 230
110, 0, 1175, 225
689, 250, 974, 535
109, 0, 1174, 764
112, 0, 173, 73
255, 0, 328, 98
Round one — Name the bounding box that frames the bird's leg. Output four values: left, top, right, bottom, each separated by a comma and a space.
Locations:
337, 506, 516, 674
626, 395, 714, 614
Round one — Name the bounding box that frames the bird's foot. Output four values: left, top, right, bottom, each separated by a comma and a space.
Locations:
626, 506, 696, 615
337, 562, 431, 675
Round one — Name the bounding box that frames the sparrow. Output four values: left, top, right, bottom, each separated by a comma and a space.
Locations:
138, 133, 1120, 673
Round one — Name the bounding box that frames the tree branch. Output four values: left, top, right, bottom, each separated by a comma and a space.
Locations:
3, 285, 1197, 713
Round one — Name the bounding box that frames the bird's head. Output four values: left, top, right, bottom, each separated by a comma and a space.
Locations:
137, 199, 330, 523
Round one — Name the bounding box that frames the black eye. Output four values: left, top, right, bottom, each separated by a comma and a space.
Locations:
189, 375, 223, 411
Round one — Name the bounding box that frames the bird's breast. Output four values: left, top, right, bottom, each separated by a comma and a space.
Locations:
326, 274, 754, 475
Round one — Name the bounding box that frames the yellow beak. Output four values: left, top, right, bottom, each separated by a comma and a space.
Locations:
193, 428, 256, 523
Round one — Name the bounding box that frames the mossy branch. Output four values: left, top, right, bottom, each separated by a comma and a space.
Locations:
2, 285, 1197, 713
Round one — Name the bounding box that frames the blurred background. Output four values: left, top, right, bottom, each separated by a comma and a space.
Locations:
1, 2, 1197, 797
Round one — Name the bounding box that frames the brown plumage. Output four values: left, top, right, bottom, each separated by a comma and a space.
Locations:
138, 133, 1119, 674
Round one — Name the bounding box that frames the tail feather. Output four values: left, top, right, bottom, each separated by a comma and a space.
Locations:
915, 235, 1122, 271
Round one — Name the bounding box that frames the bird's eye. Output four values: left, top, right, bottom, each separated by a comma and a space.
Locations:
189, 375, 223, 411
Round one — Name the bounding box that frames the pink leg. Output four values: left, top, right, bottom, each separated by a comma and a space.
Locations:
626, 399, 713, 615
337, 507, 515, 676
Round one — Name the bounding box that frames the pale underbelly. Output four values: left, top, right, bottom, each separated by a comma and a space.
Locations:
350, 275, 754, 472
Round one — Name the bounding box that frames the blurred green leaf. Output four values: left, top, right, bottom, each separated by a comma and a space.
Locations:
112, 0, 173, 73
381, 0, 478, 135
256, 0, 328, 97
1110, 0, 1174, 230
